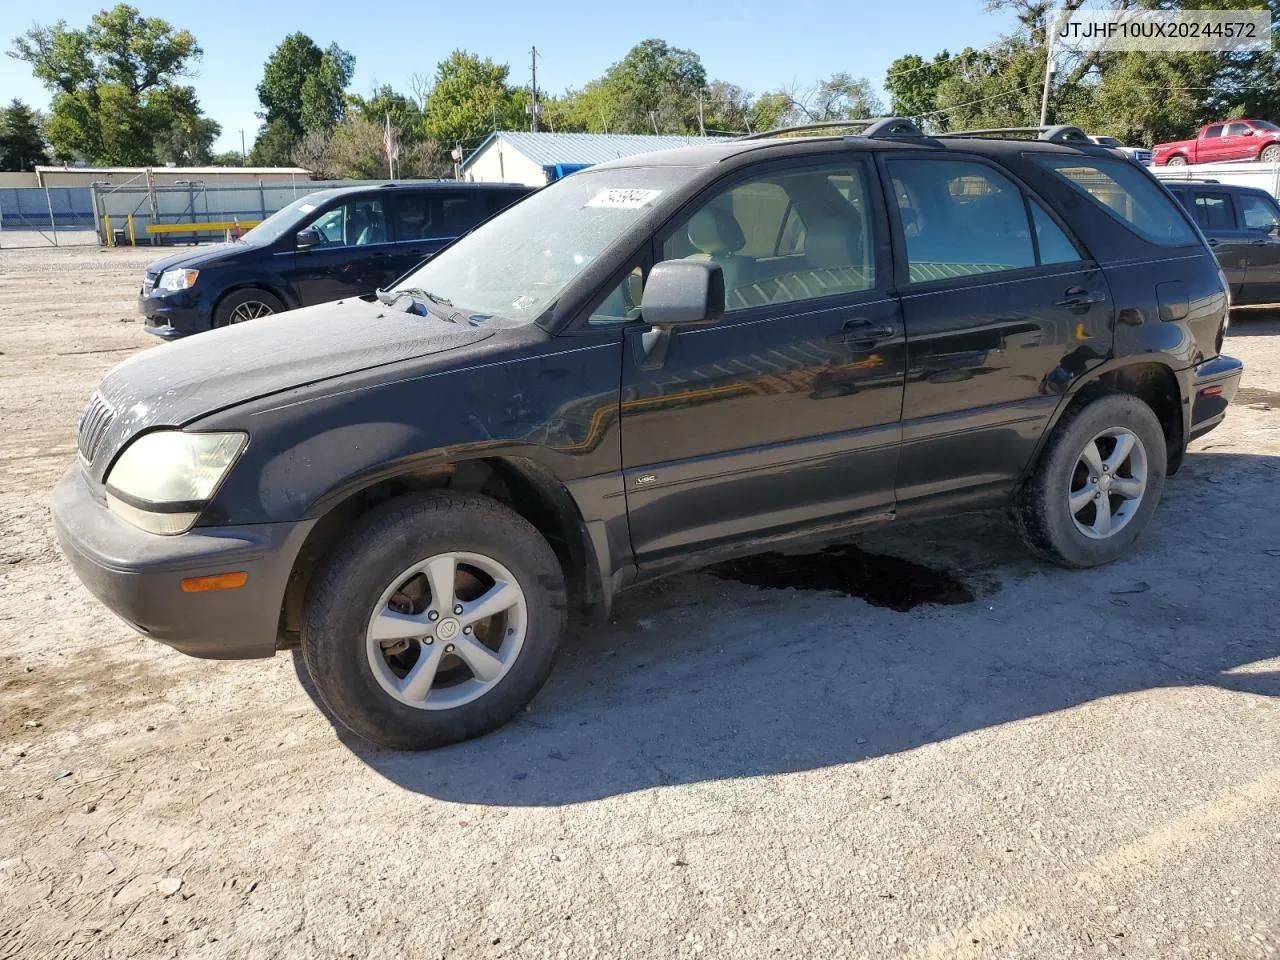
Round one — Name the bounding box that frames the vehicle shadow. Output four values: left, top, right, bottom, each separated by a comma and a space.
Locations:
294, 450, 1280, 806
1227, 309, 1280, 334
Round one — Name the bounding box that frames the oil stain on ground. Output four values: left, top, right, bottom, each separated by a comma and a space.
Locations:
711, 543, 976, 612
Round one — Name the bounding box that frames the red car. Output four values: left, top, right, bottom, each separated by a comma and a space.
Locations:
1153, 120, 1280, 166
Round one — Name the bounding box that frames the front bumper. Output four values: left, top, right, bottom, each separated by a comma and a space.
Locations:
138, 289, 207, 339
51, 465, 315, 659
1188, 354, 1243, 441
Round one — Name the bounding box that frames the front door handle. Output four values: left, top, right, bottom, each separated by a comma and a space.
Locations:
827, 318, 895, 344
1207, 237, 1221, 247
1252, 238, 1270, 246
1055, 286, 1106, 307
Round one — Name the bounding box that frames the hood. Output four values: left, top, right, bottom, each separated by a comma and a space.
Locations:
144, 243, 251, 275
85, 299, 492, 478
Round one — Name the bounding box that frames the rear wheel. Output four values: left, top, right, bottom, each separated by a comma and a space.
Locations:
1261, 144, 1280, 164
1165, 155, 1188, 167
1014, 394, 1167, 568
213, 288, 284, 327
301, 492, 567, 750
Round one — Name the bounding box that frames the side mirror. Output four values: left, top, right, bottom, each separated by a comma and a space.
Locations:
640, 260, 725, 328
635, 260, 725, 370
296, 228, 321, 250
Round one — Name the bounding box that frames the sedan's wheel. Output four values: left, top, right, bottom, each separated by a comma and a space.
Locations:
1261, 144, 1280, 164
302, 491, 567, 750
1014, 393, 1166, 568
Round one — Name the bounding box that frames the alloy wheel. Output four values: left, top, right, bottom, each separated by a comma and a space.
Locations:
365, 552, 528, 710
228, 300, 275, 323
1067, 427, 1148, 540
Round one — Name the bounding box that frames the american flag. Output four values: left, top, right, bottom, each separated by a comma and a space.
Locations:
383, 115, 399, 162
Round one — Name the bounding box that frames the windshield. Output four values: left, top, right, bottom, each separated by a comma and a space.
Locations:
395, 166, 696, 325
1253, 120, 1280, 132
239, 193, 328, 246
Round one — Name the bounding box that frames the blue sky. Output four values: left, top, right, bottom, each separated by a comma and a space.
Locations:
2, 0, 1019, 155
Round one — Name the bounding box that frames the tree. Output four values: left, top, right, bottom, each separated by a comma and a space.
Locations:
701, 80, 753, 134
599, 39, 707, 134
349, 84, 423, 141
291, 118, 452, 180
209, 149, 244, 167
252, 33, 354, 163
421, 50, 524, 146
9, 4, 211, 164
0, 99, 50, 170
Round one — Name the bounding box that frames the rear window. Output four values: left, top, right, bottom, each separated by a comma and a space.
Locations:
1031, 155, 1198, 247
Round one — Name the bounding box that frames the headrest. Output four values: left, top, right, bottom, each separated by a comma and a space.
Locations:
805, 214, 862, 269
687, 205, 745, 254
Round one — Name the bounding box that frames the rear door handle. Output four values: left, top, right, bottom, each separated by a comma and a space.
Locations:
1055, 286, 1106, 307
1206, 238, 1220, 247
828, 318, 895, 344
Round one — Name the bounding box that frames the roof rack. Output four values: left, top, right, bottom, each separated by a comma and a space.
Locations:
937, 124, 1092, 144
738, 117, 924, 141
1151, 175, 1220, 184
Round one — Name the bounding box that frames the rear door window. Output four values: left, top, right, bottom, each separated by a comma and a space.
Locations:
1190, 191, 1238, 230
1226, 123, 1251, 137
886, 158, 1035, 282
1030, 155, 1198, 247
1240, 193, 1280, 232
391, 191, 487, 241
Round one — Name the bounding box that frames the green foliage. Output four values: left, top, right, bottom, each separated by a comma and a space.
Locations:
209, 149, 245, 167
598, 39, 707, 134
289, 117, 452, 180
9, 4, 213, 165
0, 99, 51, 171
253, 33, 354, 162
349, 85, 423, 141
421, 50, 524, 145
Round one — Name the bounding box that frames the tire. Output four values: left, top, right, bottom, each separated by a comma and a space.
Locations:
1261, 144, 1280, 164
1013, 393, 1167, 568
213, 287, 285, 328
301, 491, 567, 750
1166, 155, 1188, 167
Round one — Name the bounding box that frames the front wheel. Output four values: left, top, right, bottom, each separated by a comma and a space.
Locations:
1165, 155, 1188, 167
302, 492, 568, 749
1260, 144, 1280, 164
213, 288, 284, 328
1013, 394, 1167, 568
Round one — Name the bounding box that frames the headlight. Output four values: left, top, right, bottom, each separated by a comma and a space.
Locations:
156, 268, 199, 292
105, 431, 247, 535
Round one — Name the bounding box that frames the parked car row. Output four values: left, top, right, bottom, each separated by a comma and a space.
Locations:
137, 181, 533, 338
59, 120, 1241, 750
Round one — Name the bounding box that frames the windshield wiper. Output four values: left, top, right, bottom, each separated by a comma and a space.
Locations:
376, 287, 457, 322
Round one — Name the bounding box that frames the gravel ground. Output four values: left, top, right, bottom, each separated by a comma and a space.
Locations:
1, 244, 1278, 960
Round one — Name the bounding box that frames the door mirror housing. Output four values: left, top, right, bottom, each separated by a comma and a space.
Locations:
634, 261, 725, 371
640, 260, 725, 329
296, 228, 322, 250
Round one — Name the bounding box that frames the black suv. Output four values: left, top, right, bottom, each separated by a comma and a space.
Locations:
138, 181, 531, 338
54, 120, 1243, 750
1160, 179, 1280, 309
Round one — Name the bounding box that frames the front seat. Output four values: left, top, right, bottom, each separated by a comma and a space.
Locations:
802, 213, 870, 294
686, 205, 753, 293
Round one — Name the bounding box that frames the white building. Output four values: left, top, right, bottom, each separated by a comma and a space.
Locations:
461, 131, 729, 187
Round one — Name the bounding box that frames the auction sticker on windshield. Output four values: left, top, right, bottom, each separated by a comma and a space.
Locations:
585, 188, 663, 209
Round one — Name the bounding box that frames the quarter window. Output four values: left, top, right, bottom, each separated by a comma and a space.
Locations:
1029, 199, 1081, 264
1191, 192, 1237, 230
1031, 155, 1198, 247
660, 163, 877, 312
1240, 194, 1280, 232
887, 158, 1035, 282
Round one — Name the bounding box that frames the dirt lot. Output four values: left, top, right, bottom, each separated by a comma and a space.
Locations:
1, 245, 1278, 960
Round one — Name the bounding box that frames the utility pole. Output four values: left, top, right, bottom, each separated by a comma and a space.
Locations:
697, 93, 706, 137
1039, 6, 1058, 127
239, 129, 246, 163
530, 46, 541, 132
649, 111, 659, 135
